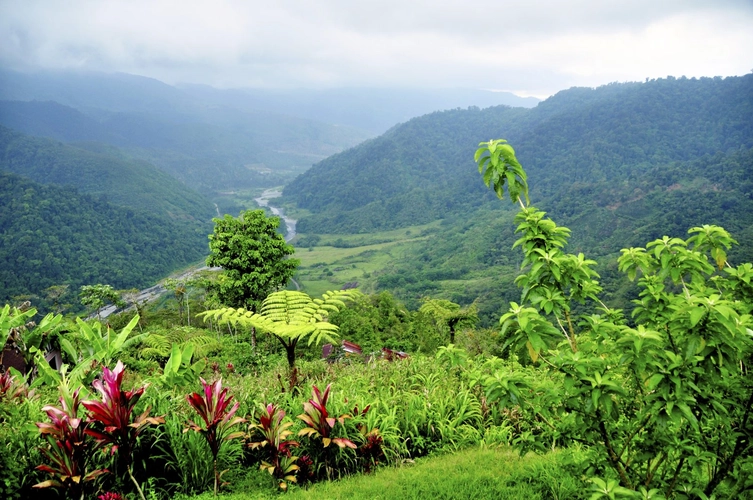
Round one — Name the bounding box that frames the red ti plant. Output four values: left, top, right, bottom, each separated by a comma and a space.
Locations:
298, 384, 356, 449
248, 403, 300, 490
82, 361, 163, 500
35, 387, 107, 500
0, 369, 33, 402
186, 377, 245, 497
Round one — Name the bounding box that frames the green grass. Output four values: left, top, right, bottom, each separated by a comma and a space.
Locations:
293, 222, 441, 294
182, 447, 586, 500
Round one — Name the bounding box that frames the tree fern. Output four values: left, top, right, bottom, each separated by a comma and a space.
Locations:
201, 290, 359, 370
138, 327, 220, 360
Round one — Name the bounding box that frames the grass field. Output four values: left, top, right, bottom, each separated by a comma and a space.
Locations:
292, 222, 442, 297
181, 447, 586, 500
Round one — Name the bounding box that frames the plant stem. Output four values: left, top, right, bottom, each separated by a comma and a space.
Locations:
597, 412, 632, 489
127, 465, 147, 500
703, 384, 753, 496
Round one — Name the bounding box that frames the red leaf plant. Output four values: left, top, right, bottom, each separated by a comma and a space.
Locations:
0, 369, 33, 402
298, 384, 357, 449
248, 403, 300, 490
186, 377, 245, 497
82, 361, 163, 500
35, 387, 107, 500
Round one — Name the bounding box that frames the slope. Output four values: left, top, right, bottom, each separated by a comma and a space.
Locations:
0, 171, 209, 307
0, 70, 373, 193
285, 75, 753, 234
0, 125, 215, 224
283, 76, 753, 321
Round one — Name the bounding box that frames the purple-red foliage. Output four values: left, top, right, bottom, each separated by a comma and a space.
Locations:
186, 377, 245, 458
35, 388, 107, 494
82, 361, 163, 460
297, 384, 356, 449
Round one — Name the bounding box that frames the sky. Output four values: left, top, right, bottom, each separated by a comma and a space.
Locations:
1, 0, 752, 98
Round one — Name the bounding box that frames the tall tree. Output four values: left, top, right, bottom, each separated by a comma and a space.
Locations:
206, 210, 299, 312
79, 284, 124, 320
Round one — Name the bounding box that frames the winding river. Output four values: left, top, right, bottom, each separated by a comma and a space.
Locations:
253, 188, 297, 242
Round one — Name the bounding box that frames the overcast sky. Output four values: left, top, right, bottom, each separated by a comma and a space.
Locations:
1, 0, 752, 98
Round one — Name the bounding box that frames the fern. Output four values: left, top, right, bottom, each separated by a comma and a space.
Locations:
200, 290, 359, 370
138, 327, 220, 360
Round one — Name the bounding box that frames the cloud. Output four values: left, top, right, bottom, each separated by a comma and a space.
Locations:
1, 0, 751, 95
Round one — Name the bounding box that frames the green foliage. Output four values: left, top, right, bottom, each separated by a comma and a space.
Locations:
2, 303, 65, 373
420, 298, 478, 344
0, 171, 209, 307
79, 284, 125, 319
0, 395, 46, 500
203, 290, 357, 370
330, 291, 435, 354
137, 325, 220, 368
206, 210, 299, 311
156, 344, 207, 390
475, 139, 529, 206
478, 140, 753, 497
53, 316, 146, 387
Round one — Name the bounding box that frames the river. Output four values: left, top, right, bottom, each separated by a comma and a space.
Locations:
254, 188, 297, 242
96, 188, 297, 318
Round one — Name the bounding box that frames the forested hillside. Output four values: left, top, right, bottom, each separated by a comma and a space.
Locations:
0, 126, 215, 222
0, 99, 369, 193
0, 126, 217, 306
285, 76, 753, 321
287, 75, 753, 234
0, 171, 208, 305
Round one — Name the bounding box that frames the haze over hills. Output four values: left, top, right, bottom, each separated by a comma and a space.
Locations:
0, 125, 215, 222
177, 85, 540, 134
2, 68, 751, 321
0, 69, 542, 309
0, 69, 539, 193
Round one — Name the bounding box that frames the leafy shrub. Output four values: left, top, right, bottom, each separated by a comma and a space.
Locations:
185, 378, 245, 496
0, 396, 46, 500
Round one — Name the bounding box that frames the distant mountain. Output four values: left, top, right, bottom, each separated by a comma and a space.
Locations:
0, 171, 209, 307
0, 70, 372, 193
282, 75, 753, 319
286, 75, 753, 234
177, 85, 540, 134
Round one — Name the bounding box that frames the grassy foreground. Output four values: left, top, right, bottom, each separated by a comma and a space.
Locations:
183, 447, 585, 500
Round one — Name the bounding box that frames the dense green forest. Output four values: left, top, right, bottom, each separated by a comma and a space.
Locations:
285, 76, 753, 321
0, 125, 215, 222
0, 171, 208, 306
286, 75, 753, 233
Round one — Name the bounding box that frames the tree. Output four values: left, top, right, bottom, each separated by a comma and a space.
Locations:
202, 290, 356, 388
206, 210, 299, 312
475, 139, 753, 497
79, 284, 124, 320
419, 298, 478, 344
